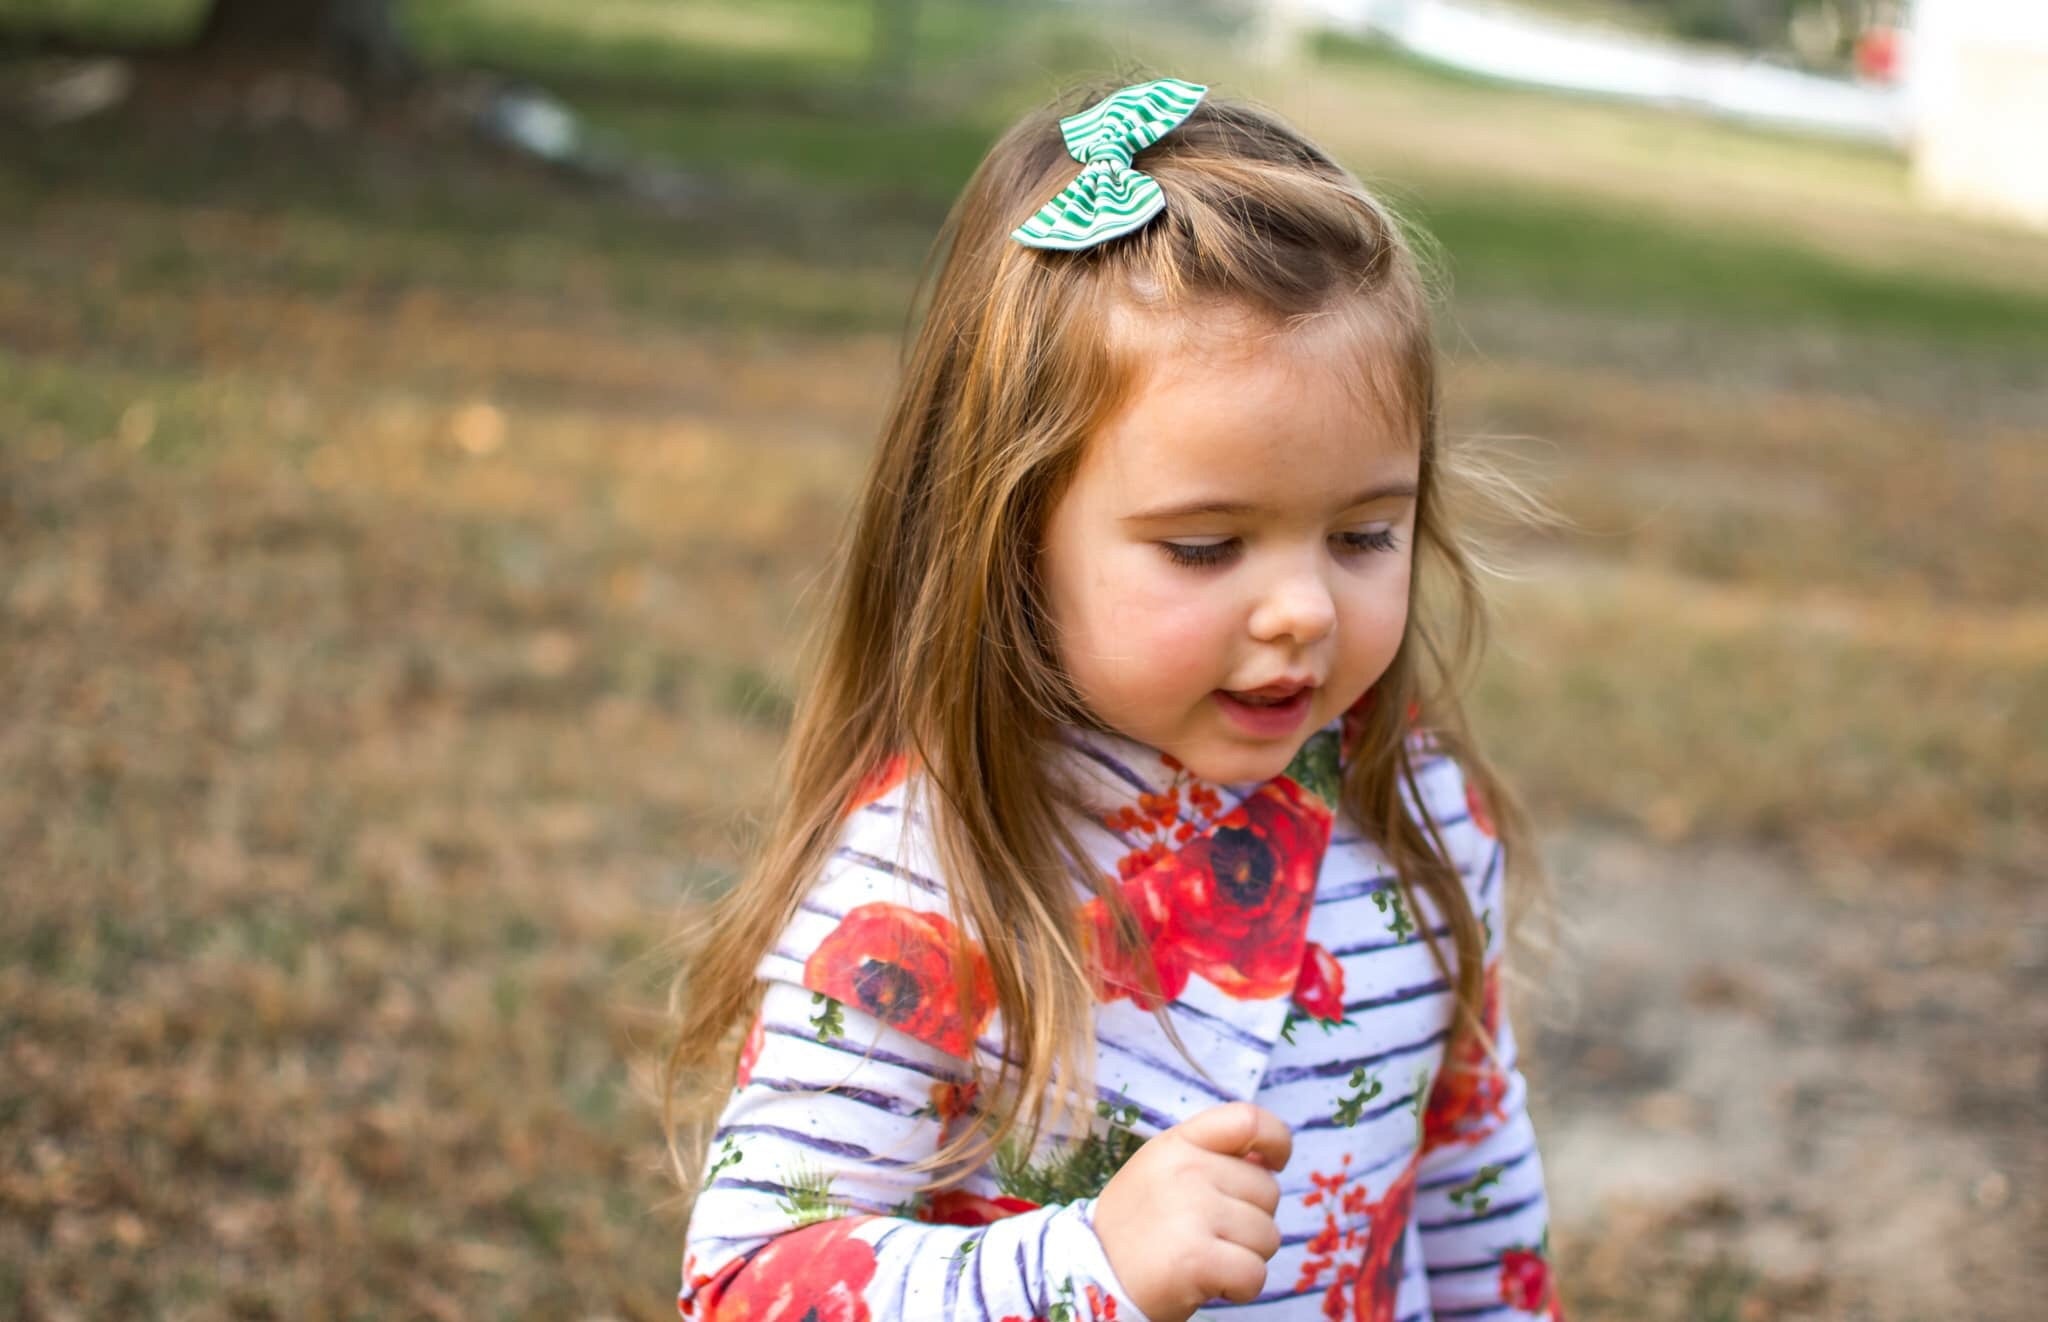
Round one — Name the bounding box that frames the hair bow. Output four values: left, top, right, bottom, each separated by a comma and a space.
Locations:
1011, 77, 1208, 251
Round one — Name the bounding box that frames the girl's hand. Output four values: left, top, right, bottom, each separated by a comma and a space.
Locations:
1092, 1101, 1291, 1322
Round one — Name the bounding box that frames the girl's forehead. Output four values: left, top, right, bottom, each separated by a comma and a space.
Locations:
1082, 305, 1422, 492
1107, 296, 1419, 417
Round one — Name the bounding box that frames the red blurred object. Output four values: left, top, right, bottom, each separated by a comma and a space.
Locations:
1854, 25, 1901, 83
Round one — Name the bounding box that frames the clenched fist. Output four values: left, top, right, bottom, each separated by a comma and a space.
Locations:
1091, 1102, 1292, 1322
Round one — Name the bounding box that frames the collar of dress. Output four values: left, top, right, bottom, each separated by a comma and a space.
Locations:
795, 697, 1386, 1106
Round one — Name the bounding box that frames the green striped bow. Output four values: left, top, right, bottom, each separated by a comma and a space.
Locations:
1011, 77, 1208, 251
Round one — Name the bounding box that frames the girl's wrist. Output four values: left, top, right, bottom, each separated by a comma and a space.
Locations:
1075, 1195, 1163, 1322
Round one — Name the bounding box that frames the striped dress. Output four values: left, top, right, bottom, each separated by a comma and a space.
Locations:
677, 719, 1560, 1321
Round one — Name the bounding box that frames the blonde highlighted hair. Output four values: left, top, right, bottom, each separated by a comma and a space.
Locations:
662, 70, 1546, 1197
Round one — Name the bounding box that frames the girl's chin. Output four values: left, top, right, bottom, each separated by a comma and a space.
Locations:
1163, 734, 1306, 787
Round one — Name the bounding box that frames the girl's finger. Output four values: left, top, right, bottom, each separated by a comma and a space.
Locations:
1205, 1151, 1283, 1216
1209, 1194, 1283, 1262
1199, 1237, 1275, 1304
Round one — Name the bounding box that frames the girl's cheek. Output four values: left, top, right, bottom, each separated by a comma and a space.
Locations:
1107, 588, 1233, 700
1103, 561, 1221, 648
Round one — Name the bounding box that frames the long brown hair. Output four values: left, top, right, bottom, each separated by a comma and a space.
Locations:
661, 70, 1546, 1197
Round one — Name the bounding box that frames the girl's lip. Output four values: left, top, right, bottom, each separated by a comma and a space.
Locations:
1213, 686, 1315, 737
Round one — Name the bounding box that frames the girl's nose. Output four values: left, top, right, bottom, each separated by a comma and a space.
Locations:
1247, 562, 1337, 647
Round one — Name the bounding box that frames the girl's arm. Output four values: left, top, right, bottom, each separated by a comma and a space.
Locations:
678, 963, 1145, 1320
1410, 760, 1562, 1319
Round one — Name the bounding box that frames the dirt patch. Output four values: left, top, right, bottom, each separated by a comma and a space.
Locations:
1530, 830, 2045, 1320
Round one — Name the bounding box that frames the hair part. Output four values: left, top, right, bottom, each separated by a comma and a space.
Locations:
661, 69, 1549, 1199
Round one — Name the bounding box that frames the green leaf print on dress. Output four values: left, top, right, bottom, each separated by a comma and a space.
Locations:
705, 1136, 743, 1182
810, 991, 846, 1042
777, 1162, 851, 1227
993, 1100, 1146, 1205
1447, 1161, 1505, 1215
1332, 1065, 1385, 1127
1372, 886, 1416, 941
1282, 727, 1343, 807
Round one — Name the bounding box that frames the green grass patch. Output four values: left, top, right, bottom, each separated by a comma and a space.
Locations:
0, 0, 198, 43
1404, 179, 2048, 351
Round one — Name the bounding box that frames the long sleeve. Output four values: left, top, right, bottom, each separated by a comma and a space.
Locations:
678, 878, 1149, 1322
1410, 784, 1561, 1320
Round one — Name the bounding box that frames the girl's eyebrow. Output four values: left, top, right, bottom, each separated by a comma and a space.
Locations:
1122, 480, 1419, 523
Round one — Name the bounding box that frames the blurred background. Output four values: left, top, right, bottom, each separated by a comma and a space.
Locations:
1, 0, 2042, 1317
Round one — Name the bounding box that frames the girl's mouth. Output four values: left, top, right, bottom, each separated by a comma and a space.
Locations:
1213, 686, 1315, 736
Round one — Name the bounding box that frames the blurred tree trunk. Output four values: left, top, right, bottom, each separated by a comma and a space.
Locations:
196, 0, 415, 86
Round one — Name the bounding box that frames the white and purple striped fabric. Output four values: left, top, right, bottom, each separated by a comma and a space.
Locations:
678, 720, 1559, 1322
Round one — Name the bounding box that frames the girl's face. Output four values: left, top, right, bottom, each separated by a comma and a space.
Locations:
1040, 308, 1419, 785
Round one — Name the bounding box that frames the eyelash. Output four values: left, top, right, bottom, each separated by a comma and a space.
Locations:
1159, 529, 1400, 568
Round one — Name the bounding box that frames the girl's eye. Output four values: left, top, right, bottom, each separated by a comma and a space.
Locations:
1161, 530, 1400, 568
1337, 528, 1400, 555
1159, 539, 1239, 568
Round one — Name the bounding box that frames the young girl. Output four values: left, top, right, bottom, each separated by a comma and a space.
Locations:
663, 74, 1562, 1322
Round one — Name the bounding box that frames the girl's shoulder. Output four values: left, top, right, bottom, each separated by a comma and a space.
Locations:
754, 756, 996, 1062
778, 752, 957, 933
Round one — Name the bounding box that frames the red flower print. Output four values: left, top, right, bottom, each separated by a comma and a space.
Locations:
1114, 839, 1173, 882
1155, 778, 1331, 999
928, 1079, 979, 1127
1292, 941, 1347, 1025
1293, 1152, 1353, 1296
1353, 1159, 1418, 1322
1080, 887, 1188, 1010
1084, 1282, 1120, 1318
844, 752, 910, 818
1103, 764, 1226, 878
1291, 1153, 1416, 1321
1422, 962, 1510, 1152
1465, 780, 1497, 839
698, 1216, 878, 1322
1499, 1247, 1554, 1312
1087, 770, 1333, 1007
679, 1248, 717, 1317
918, 1189, 1042, 1226
735, 1012, 767, 1088
804, 903, 995, 1058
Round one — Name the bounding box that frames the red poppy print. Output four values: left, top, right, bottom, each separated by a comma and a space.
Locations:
1084, 1283, 1120, 1319
1465, 779, 1497, 839
917, 1189, 1041, 1225
1422, 962, 1510, 1152
1087, 776, 1331, 1006
1154, 778, 1331, 999
844, 752, 910, 818
1292, 941, 1347, 1025
735, 1012, 767, 1088
803, 903, 995, 1058
694, 1215, 878, 1322
1080, 890, 1189, 1010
